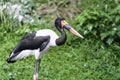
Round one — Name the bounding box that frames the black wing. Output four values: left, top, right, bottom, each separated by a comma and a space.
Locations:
8, 32, 50, 59
14, 37, 50, 53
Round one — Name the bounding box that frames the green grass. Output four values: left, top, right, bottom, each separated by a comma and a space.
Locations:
0, 28, 120, 80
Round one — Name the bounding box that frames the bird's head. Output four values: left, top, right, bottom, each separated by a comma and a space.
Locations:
55, 17, 84, 39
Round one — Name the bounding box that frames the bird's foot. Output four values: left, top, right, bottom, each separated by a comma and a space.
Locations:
33, 73, 38, 80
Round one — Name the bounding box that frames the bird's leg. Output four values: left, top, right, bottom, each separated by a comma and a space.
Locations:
33, 59, 41, 80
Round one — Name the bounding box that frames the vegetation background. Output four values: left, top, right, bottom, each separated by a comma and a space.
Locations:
0, 0, 120, 80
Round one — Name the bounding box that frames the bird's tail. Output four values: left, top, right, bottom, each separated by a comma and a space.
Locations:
6, 57, 16, 63
6, 52, 17, 63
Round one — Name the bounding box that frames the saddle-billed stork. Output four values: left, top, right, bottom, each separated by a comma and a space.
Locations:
7, 17, 83, 80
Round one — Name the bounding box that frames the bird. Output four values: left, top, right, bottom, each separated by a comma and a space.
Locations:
7, 17, 84, 80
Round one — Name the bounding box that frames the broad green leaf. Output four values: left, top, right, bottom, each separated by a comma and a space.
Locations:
87, 24, 93, 31
100, 33, 109, 40
106, 37, 114, 45
116, 31, 120, 37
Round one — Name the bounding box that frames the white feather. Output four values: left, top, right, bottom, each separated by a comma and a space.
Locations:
36, 29, 59, 46
11, 50, 34, 61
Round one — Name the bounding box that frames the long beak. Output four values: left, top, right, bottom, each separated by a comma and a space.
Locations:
69, 27, 84, 39
63, 24, 84, 39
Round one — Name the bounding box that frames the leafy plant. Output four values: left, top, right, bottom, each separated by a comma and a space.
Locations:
76, 0, 120, 45
1, 0, 40, 25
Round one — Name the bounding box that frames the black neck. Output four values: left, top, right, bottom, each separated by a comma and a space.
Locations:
56, 29, 67, 46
